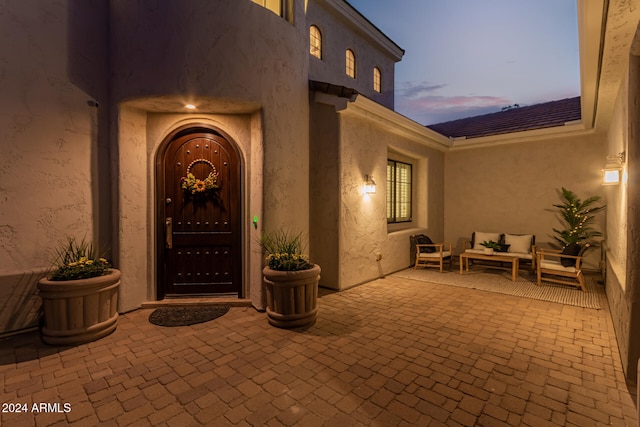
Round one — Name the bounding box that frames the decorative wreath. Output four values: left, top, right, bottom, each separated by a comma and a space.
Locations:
180, 159, 219, 194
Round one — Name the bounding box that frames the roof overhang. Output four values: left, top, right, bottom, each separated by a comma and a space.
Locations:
577, 0, 607, 131
324, 0, 405, 62
312, 90, 452, 152
448, 122, 590, 151
586, 0, 640, 132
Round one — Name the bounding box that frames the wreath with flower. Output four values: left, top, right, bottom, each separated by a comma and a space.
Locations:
180, 159, 219, 194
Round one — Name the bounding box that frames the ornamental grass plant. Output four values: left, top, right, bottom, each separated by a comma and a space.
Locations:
259, 229, 313, 271
49, 236, 110, 281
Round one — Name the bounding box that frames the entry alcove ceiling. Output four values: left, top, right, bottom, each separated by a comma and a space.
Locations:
123, 96, 262, 114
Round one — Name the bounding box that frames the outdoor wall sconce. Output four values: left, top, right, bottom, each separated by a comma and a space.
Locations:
364, 175, 376, 194
602, 151, 625, 185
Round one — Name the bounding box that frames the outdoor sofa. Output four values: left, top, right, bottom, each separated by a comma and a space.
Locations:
464, 231, 537, 271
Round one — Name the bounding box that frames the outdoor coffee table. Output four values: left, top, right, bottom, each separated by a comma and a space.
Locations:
459, 252, 520, 281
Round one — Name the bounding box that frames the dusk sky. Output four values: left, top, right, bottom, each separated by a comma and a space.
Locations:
346, 0, 581, 125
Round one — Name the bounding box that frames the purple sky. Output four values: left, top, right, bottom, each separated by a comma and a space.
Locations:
346, 0, 581, 125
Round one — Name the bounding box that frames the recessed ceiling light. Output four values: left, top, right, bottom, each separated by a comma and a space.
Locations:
185, 104, 196, 110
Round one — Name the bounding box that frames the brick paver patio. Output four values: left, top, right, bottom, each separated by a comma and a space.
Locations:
1, 274, 637, 426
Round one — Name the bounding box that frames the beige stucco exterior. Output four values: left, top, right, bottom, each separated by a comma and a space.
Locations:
310, 94, 447, 290
307, 0, 403, 109
603, 19, 640, 379
1, 0, 640, 383
108, 0, 310, 311
444, 132, 606, 269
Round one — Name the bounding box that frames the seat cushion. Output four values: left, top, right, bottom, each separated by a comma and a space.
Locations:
541, 259, 577, 273
465, 249, 531, 259
505, 234, 532, 254
417, 251, 451, 259
507, 252, 532, 260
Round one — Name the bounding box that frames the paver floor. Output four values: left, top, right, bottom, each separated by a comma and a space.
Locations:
1, 274, 637, 426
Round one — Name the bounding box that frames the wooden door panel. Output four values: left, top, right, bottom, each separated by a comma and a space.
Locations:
158, 131, 241, 297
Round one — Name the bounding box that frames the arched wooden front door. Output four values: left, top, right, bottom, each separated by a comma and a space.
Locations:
157, 129, 242, 298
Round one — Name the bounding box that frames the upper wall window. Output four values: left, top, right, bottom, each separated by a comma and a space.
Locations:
346, 49, 356, 79
252, 0, 289, 21
310, 25, 322, 59
373, 67, 381, 93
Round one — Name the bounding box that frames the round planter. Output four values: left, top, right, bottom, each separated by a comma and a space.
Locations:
37, 269, 121, 345
263, 264, 321, 329
483, 248, 494, 255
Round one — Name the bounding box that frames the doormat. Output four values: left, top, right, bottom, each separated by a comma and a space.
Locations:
148, 305, 230, 327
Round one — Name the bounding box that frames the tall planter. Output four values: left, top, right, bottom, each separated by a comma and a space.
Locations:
37, 269, 120, 345
263, 264, 320, 329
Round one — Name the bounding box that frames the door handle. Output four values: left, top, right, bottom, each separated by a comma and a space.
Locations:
165, 217, 173, 249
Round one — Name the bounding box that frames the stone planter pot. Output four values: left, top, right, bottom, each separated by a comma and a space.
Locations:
483, 248, 494, 255
263, 264, 320, 329
37, 269, 120, 345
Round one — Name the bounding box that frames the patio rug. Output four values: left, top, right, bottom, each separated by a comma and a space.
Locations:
148, 305, 230, 327
391, 268, 603, 309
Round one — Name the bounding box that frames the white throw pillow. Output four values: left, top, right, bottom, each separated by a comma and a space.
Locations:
505, 234, 532, 253
473, 232, 502, 249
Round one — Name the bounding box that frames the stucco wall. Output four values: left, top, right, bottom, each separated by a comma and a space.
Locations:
606, 50, 640, 381
306, 0, 399, 109
0, 0, 109, 271
309, 102, 341, 288
110, 0, 309, 235
339, 114, 444, 288
605, 72, 629, 290
110, 0, 309, 310
0, 0, 110, 334
310, 94, 446, 290
445, 134, 606, 269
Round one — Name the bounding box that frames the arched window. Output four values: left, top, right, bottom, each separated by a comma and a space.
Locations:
373, 67, 381, 92
346, 49, 356, 78
310, 25, 322, 59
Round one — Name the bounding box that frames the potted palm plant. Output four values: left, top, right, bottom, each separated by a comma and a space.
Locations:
37, 237, 120, 345
259, 229, 320, 329
552, 187, 605, 248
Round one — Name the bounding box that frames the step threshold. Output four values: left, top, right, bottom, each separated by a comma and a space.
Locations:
141, 297, 253, 308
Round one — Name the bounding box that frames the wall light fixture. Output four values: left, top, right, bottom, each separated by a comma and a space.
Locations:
602, 151, 625, 185
364, 175, 376, 194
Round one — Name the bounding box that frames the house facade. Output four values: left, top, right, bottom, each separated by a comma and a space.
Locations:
1, 0, 639, 381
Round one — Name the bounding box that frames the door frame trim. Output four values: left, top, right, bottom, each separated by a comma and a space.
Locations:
154, 123, 245, 300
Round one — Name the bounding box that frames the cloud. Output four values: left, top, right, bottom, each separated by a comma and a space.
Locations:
396, 81, 447, 99
394, 81, 512, 124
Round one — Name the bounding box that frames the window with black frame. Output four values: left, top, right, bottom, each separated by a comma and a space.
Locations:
387, 160, 412, 223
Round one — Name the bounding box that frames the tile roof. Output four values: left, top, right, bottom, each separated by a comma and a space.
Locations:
426, 97, 582, 139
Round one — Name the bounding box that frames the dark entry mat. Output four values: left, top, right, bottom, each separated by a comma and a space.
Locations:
148, 305, 230, 327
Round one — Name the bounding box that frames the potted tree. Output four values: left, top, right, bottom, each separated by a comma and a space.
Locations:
260, 229, 320, 329
548, 187, 605, 266
37, 237, 120, 345
552, 187, 605, 248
